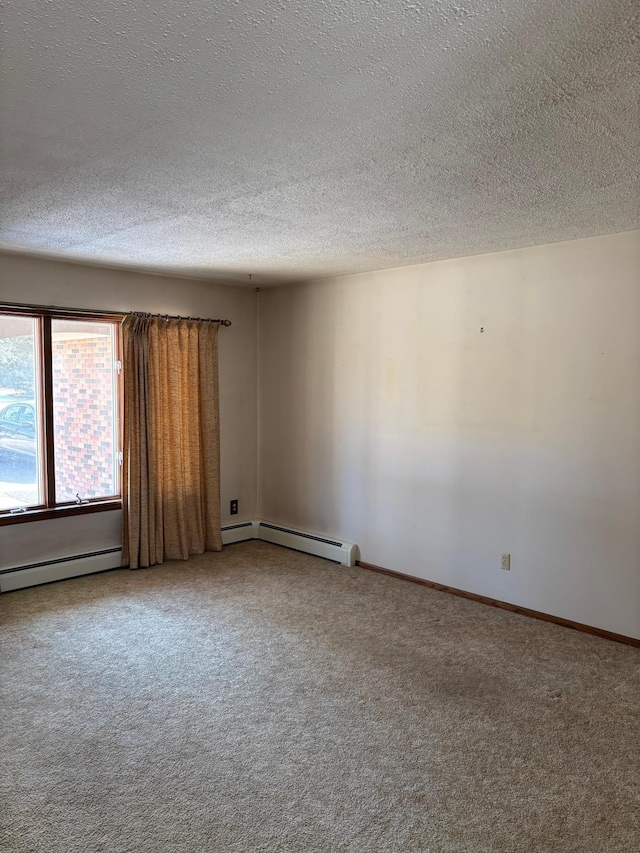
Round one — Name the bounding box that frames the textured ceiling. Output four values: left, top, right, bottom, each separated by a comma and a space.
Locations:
1, 1, 638, 284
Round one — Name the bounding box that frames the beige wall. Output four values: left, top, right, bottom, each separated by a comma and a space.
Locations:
0, 254, 258, 568
258, 231, 640, 639
3, 234, 639, 639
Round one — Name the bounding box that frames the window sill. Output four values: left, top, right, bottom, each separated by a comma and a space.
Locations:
0, 500, 122, 526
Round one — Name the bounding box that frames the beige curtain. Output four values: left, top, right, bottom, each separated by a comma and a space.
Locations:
121, 315, 223, 568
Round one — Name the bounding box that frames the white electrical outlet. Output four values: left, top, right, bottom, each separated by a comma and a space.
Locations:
500, 553, 511, 571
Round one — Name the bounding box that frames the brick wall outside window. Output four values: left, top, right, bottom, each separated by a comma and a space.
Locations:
52, 335, 115, 501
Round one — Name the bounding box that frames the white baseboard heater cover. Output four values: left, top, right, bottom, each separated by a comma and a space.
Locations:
222, 519, 356, 566
1, 522, 355, 592
258, 521, 356, 566
0, 547, 123, 593
221, 520, 258, 545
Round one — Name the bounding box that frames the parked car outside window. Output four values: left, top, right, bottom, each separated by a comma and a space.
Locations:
0, 402, 37, 459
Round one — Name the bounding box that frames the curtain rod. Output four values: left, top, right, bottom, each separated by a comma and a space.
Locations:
0, 301, 232, 326
130, 311, 231, 326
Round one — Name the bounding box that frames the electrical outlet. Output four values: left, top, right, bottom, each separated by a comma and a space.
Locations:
230, 499, 238, 516
500, 553, 511, 571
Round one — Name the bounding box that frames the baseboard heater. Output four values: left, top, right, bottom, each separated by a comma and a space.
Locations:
1, 522, 354, 592
0, 547, 123, 593
221, 520, 257, 545
222, 520, 356, 566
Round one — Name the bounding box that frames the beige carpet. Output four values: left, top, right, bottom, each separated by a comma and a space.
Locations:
1, 541, 638, 853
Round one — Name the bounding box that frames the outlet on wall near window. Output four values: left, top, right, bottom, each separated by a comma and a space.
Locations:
501, 553, 511, 571
230, 499, 238, 515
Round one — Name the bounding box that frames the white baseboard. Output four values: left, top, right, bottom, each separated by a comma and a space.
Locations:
221, 520, 259, 544
222, 519, 356, 567
0, 548, 123, 592
257, 521, 356, 566
1, 521, 356, 592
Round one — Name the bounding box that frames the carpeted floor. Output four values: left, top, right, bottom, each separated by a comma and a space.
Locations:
1, 541, 638, 853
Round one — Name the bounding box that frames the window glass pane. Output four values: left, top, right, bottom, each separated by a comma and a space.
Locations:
0, 315, 42, 510
52, 320, 119, 503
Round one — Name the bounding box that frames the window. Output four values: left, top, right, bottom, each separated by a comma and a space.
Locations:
0, 307, 122, 523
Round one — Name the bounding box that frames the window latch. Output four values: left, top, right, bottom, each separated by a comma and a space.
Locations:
9, 506, 27, 514
75, 493, 89, 505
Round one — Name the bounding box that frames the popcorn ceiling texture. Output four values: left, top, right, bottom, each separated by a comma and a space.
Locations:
1, 0, 638, 283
